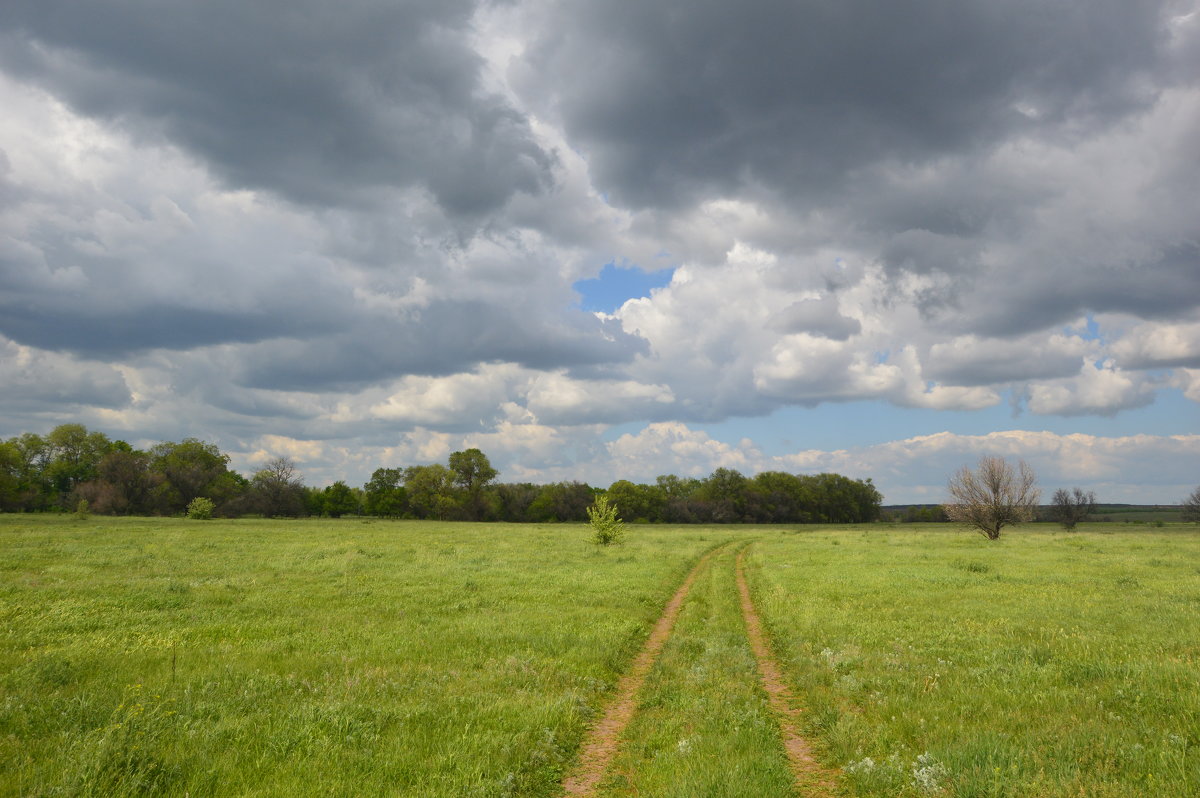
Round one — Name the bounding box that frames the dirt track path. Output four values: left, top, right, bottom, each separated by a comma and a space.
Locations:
559, 543, 729, 796
736, 546, 839, 796
560, 541, 838, 796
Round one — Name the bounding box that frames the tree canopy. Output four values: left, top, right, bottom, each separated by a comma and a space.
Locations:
2, 423, 886, 524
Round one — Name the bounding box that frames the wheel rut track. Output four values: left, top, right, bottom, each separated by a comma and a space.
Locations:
560, 542, 732, 796
736, 545, 840, 796
560, 541, 839, 797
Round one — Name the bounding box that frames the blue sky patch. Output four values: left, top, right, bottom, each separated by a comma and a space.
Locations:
574, 262, 675, 313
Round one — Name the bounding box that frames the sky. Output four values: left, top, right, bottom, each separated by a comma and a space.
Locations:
1, 0, 1198, 503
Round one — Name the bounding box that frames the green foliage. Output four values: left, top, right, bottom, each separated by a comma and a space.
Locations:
247, 457, 306, 517
186, 497, 215, 519
698, 467, 748, 522
149, 438, 235, 514
322, 481, 359, 518
2, 424, 889, 525
402, 464, 457, 520
0, 440, 21, 511
46, 424, 113, 502
73, 498, 90, 520
587, 493, 626, 545
447, 449, 497, 521
363, 467, 407, 517
528, 481, 594, 522
605, 479, 664, 523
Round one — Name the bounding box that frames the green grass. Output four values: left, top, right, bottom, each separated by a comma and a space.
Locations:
597, 541, 799, 797
0, 515, 745, 797
1088, 506, 1184, 523
5, 516, 1199, 797
746, 524, 1200, 797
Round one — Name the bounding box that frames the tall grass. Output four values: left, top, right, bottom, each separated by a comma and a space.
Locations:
0, 515, 741, 797
747, 524, 1200, 797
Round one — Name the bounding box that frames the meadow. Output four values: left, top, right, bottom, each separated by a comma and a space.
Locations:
748, 525, 1200, 797
0, 516, 740, 796
2, 516, 1198, 796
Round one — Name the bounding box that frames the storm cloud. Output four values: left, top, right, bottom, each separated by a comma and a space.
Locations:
1, 0, 1197, 500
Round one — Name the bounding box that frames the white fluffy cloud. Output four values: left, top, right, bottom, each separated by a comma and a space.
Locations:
1025, 360, 1156, 416
1, 1, 1197, 501
296, 421, 1197, 503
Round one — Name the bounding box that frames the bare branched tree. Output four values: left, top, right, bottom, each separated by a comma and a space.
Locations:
944, 456, 1040, 540
1050, 487, 1096, 531
1183, 485, 1200, 524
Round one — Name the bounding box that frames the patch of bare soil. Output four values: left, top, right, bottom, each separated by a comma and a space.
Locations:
736, 547, 841, 796
559, 544, 728, 796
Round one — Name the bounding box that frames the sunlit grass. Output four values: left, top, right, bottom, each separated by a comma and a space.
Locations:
6, 517, 1198, 797
598, 540, 801, 797
747, 524, 1200, 797
0, 515, 741, 797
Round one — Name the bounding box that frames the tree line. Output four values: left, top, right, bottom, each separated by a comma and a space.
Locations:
0, 424, 883, 523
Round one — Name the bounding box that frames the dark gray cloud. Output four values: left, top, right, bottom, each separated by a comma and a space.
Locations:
518, 0, 1172, 209
954, 243, 1200, 339
0, 335, 132, 412
768, 297, 860, 340
232, 301, 647, 391
0, 0, 1197, 494
0, 0, 553, 214
0, 298, 345, 356
0, 217, 356, 355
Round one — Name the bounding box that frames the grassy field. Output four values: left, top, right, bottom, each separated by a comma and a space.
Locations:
0, 515, 743, 796
596, 541, 798, 797
747, 524, 1200, 797
2, 516, 1198, 796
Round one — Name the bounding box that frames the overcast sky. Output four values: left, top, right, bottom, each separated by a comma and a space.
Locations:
2, 0, 1198, 503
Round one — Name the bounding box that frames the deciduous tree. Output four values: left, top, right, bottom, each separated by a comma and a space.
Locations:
1050, 487, 1096, 530
249, 457, 306, 517
1183, 485, 1200, 524
364, 468, 407, 517
149, 438, 235, 512
587, 494, 626, 545
944, 456, 1040, 540
404, 464, 457, 520
448, 448, 497, 520
323, 480, 359, 518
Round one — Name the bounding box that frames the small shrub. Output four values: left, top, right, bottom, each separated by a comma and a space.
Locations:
587, 494, 626, 546
74, 499, 90, 520
186, 497, 215, 520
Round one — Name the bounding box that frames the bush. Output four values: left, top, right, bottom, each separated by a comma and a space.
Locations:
74, 499, 90, 520
186, 497, 215, 520
587, 494, 626, 546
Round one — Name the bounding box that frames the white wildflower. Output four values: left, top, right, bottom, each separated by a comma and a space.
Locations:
910, 752, 948, 794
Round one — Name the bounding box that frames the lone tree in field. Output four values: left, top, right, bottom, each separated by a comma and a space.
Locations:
1050, 487, 1096, 531
587, 494, 626, 546
1184, 485, 1200, 524
944, 456, 1040, 540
